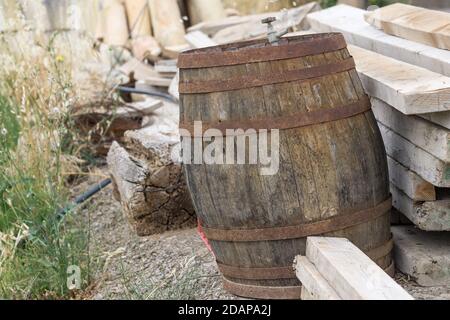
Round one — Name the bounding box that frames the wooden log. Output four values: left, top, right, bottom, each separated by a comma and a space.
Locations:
294, 256, 341, 300
307, 4, 450, 76
107, 102, 196, 236
148, 0, 187, 48
305, 237, 414, 300
392, 226, 450, 287
378, 122, 450, 188
124, 0, 152, 37
186, 0, 226, 26
391, 184, 450, 232
371, 98, 450, 162
387, 156, 436, 202
365, 3, 450, 50
348, 45, 450, 115
185, 31, 217, 48
102, 0, 129, 47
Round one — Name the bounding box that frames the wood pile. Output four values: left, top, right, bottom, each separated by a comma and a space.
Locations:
295, 237, 413, 300
308, 4, 450, 232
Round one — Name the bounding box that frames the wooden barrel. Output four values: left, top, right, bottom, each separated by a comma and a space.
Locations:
178, 33, 393, 299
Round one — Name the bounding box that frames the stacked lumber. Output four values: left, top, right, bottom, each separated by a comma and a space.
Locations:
295, 237, 413, 300
365, 3, 450, 50
308, 4, 450, 232
107, 101, 196, 236
307, 5, 450, 76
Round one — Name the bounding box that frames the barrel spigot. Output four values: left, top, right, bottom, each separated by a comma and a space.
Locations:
262, 17, 288, 45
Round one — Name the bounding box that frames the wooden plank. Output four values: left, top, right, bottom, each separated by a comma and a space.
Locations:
392, 226, 450, 286
187, 14, 261, 36
391, 184, 450, 231
305, 237, 414, 300
348, 45, 450, 115
419, 112, 450, 130
184, 31, 217, 48
378, 122, 450, 187
307, 4, 450, 76
365, 3, 450, 50
294, 256, 341, 300
387, 156, 436, 202
154, 59, 178, 75
371, 98, 450, 162
118, 58, 171, 87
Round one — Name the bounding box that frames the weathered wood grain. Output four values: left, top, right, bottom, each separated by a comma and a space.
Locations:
107, 102, 195, 236
378, 122, 450, 187
372, 98, 450, 162
180, 34, 391, 295
391, 184, 450, 231
387, 156, 436, 202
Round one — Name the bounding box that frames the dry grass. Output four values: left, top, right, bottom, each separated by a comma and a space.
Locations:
0, 8, 101, 299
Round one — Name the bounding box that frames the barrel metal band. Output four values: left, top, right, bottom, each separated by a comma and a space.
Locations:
180, 96, 371, 137
216, 236, 394, 280
179, 58, 355, 94
222, 278, 302, 300
203, 197, 392, 242
178, 33, 347, 69
222, 261, 395, 299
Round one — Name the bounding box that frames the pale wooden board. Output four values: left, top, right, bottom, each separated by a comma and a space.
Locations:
392, 226, 450, 286
391, 184, 450, 232
387, 156, 436, 202
154, 59, 178, 74
371, 98, 450, 162
305, 237, 414, 300
378, 122, 450, 188
307, 5, 450, 77
348, 45, 450, 115
294, 256, 341, 300
419, 112, 450, 130
365, 3, 450, 50
184, 30, 218, 48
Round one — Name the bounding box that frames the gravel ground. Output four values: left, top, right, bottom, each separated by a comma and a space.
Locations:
78, 172, 449, 300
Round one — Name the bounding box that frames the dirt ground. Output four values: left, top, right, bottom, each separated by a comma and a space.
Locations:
77, 171, 449, 300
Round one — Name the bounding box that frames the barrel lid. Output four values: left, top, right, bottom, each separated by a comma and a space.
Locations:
178, 32, 347, 69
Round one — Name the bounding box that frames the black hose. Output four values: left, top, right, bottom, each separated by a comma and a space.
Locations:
56, 178, 112, 220
117, 85, 177, 103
